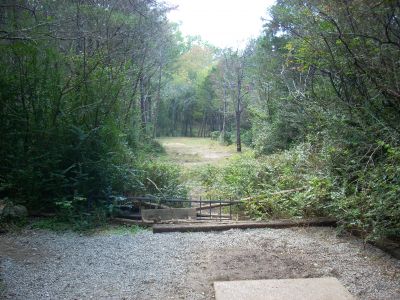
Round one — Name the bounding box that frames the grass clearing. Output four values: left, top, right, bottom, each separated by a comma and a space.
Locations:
157, 137, 240, 168
157, 137, 249, 199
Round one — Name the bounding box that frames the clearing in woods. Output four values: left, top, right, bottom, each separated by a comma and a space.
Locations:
158, 137, 241, 199
158, 137, 238, 168
1, 139, 399, 300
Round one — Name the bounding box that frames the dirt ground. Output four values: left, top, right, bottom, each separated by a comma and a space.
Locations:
1, 227, 399, 299
2, 139, 399, 299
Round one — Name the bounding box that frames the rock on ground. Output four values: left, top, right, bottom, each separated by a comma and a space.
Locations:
0, 227, 399, 299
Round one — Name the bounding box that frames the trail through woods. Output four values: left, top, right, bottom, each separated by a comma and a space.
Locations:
158, 137, 238, 199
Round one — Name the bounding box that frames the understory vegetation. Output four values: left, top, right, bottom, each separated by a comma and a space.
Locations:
193, 0, 400, 241
200, 141, 400, 241
0, 0, 187, 228
1, 1, 399, 241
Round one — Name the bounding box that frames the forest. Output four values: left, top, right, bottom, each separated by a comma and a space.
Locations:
1, 0, 399, 242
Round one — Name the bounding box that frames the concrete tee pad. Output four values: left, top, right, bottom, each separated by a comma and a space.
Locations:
141, 208, 197, 222
214, 277, 354, 300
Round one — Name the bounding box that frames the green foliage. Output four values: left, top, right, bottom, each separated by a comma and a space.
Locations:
200, 151, 263, 199
31, 218, 74, 232
240, 129, 253, 147
30, 218, 145, 234
157, 44, 217, 137
196, 164, 220, 189
0, 1, 186, 226
100, 224, 145, 236
201, 138, 400, 241
224, 0, 400, 241
219, 131, 233, 146
210, 131, 220, 140
2, 0, 399, 242
136, 159, 188, 199
332, 144, 400, 240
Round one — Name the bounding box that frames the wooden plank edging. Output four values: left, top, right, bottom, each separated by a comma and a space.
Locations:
152, 217, 337, 233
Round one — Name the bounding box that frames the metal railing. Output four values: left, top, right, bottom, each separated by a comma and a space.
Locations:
112, 196, 243, 221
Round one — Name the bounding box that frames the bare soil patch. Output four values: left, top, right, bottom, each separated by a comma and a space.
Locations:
0, 227, 399, 299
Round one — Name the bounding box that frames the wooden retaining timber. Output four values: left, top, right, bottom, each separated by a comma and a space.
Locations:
196, 213, 231, 219
372, 239, 400, 260
116, 202, 171, 209
152, 217, 337, 233
142, 201, 171, 209
110, 218, 153, 227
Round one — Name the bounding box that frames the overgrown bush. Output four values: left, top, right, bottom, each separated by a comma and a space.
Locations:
210, 131, 220, 141
0, 1, 185, 228
329, 142, 400, 241
219, 131, 233, 145
200, 140, 400, 241
240, 129, 253, 147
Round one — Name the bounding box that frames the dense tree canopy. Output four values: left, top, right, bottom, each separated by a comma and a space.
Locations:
0, 0, 186, 216
195, 0, 400, 240
1, 0, 399, 240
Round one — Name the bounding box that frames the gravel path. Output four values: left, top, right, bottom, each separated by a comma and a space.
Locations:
1, 227, 399, 299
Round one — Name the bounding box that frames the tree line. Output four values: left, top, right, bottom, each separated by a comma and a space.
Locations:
1, 0, 399, 239
154, 0, 400, 240
172, 0, 399, 240
0, 0, 187, 217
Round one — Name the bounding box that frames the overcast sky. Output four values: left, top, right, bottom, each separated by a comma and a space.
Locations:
165, 0, 276, 48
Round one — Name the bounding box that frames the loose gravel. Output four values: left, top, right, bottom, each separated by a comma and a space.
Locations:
0, 227, 399, 299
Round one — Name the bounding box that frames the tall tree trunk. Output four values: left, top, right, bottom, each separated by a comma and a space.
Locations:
198, 113, 206, 137
153, 65, 162, 138
235, 110, 241, 152
139, 74, 146, 130
222, 85, 227, 139
124, 72, 141, 126
172, 103, 177, 136
146, 95, 152, 123
236, 76, 243, 152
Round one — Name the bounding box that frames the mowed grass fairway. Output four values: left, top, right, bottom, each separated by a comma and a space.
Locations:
158, 137, 241, 168
157, 137, 247, 199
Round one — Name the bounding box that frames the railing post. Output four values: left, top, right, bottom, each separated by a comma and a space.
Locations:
209, 198, 212, 220
219, 198, 222, 221
229, 197, 232, 220
199, 196, 202, 220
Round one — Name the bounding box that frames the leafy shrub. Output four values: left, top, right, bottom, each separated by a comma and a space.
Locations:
135, 159, 188, 199
210, 131, 234, 145
201, 138, 400, 241
330, 143, 400, 240
210, 131, 220, 140
219, 131, 233, 145
197, 164, 220, 188
241, 129, 253, 146
252, 118, 301, 155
